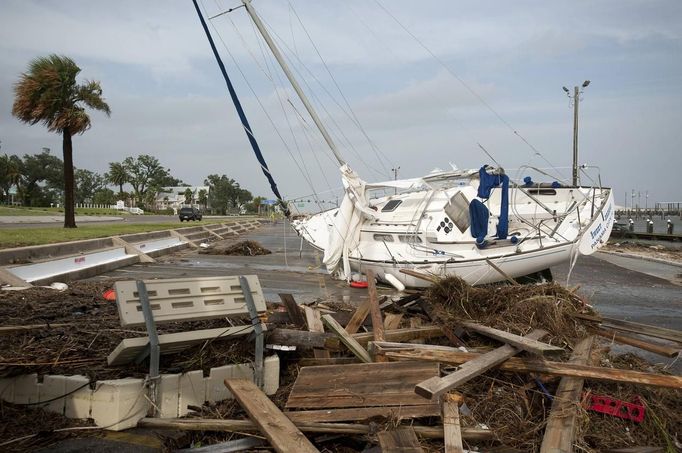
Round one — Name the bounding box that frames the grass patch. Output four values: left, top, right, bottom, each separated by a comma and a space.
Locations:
0, 220, 226, 248
0, 206, 130, 216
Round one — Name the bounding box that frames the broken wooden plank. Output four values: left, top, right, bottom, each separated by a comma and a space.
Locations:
279, 293, 306, 328
344, 298, 371, 334
443, 393, 464, 453
573, 314, 682, 344
286, 361, 438, 409
322, 314, 372, 363
415, 329, 547, 399
385, 313, 404, 330
460, 322, 563, 356
484, 258, 519, 286
366, 270, 385, 343
299, 357, 359, 366
540, 336, 594, 453
383, 348, 682, 389
303, 305, 331, 359
594, 327, 680, 358
354, 326, 443, 347
224, 379, 318, 453
0, 323, 72, 335
418, 300, 465, 347
378, 427, 424, 453
267, 328, 339, 350
138, 417, 495, 440
399, 268, 438, 284
285, 404, 439, 423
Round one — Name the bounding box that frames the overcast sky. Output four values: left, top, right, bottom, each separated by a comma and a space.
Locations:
1, 0, 680, 209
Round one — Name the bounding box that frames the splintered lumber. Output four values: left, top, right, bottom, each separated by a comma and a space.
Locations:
574, 314, 682, 344
354, 326, 444, 347
303, 305, 331, 359
383, 348, 682, 389
268, 328, 340, 350
286, 405, 439, 423
366, 270, 385, 342
460, 322, 563, 356
415, 329, 547, 399
595, 327, 680, 358
385, 313, 404, 330
443, 393, 464, 453
224, 379, 318, 453
399, 268, 439, 284
378, 427, 424, 453
286, 361, 439, 409
279, 293, 306, 328
137, 418, 494, 440
540, 336, 594, 453
344, 298, 371, 334
419, 300, 465, 347
322, 314, 372, 362
299, 357, 359, 366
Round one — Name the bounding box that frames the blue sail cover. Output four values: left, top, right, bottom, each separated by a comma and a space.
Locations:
469, 199, 489, 246
477, 165, 509, 239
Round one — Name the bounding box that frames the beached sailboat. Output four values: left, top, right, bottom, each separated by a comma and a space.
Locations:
194, 0, 615, 288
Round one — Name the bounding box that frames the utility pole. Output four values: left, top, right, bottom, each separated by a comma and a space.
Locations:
563, 80, 590, 187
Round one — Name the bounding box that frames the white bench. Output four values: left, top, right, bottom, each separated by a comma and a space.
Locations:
107, 275, 267, 367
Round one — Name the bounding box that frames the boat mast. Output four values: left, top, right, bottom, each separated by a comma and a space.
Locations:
241, 0, 346, 167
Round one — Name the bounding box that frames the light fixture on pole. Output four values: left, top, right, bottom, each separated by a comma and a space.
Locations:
563, 80, 590, 186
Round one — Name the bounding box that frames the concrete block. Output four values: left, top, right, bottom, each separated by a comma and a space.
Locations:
206, 362, 253, 403
37, 375, 69, 414
64, 375, 92, 419
13, 373, 39, 404
91, 378, 148, 431
178, 370, 205, 417
157, 374, 180, 419
263, 355, 280, 396
0, 377, 14, 402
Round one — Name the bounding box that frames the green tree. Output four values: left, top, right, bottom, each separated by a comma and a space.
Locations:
12, 54, 110, 228
198, 189, 208, 209
123, 155, 174, 205
75, 169, 105, 204
184, 187, 193, 205
0, 154, 22, 204
205, 174, 252, 214
18, 149, 64, 206
92, 188, 116, 206
106, 161, 128, 195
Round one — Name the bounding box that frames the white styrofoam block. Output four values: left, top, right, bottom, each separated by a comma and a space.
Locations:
205, 362, 253, 403
91, 378, 148, 431
178, 370, 205, 417
157, 374, 180, 419
38, 375, 68, 414
263, 355, 280, 396
0, 377, 14, 402
64, 375, 92, 419
12, 374, 39, 404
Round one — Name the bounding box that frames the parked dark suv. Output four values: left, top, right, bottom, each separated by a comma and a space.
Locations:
179, 206, 202, 221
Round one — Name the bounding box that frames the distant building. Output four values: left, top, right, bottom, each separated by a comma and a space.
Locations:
155, 186, 210, 211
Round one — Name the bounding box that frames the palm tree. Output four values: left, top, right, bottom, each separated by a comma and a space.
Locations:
107, 161, 128, 195
12, 55, 110, 228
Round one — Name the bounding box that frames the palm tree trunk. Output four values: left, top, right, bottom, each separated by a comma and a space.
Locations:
63, 129, 76, 228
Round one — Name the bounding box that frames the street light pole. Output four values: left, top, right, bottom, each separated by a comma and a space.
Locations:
563, 80, 590, 187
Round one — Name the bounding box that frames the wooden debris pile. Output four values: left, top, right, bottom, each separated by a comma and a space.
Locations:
143, 273, 682, 452
198, 240, 272, 256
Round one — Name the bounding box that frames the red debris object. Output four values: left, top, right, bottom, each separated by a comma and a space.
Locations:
102, 288, 116, 301
586, 393, 645, 423
350, 281, 368, 288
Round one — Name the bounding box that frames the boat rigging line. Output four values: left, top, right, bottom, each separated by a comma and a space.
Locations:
192, 0, 290, 217
372, 0, 565, 180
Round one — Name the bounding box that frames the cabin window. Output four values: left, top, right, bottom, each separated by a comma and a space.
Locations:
381, 200, 402, 212
527, 189, 557, 196
444, 192, 470, 232
373, 234, 394, 242
398, 235, 422, 244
